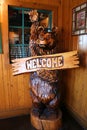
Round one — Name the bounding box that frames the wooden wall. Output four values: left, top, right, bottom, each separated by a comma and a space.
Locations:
0, 0, 62, 118
62, 0, 87, 128
0, 0, 87, 128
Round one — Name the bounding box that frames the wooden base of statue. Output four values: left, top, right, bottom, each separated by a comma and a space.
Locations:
31, 109, 62, 130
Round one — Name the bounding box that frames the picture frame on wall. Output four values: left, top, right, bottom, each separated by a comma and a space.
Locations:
72, 2, 87, 35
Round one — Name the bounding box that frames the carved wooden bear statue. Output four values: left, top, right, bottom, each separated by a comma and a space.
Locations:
29, 10, 61, 119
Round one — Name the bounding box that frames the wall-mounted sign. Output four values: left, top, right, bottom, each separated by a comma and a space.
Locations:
12, 51, 79, 75
72, 2, 87, 35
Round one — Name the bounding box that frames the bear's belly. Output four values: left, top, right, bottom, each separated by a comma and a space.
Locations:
30, 74, 57, 103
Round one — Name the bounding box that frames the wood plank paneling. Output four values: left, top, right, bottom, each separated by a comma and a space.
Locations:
62, 0, 87, 128
0, 0, 61, 118
0, 55, 6, 111
1, 0, 87, 127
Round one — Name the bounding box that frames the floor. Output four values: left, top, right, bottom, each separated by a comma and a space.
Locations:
0, 108, 85, 130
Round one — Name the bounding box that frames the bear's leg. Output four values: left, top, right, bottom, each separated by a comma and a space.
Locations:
31, 91, 45, 117
45, 95, 60, 119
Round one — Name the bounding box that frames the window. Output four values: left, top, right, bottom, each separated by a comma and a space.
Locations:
8, 6, 52, 63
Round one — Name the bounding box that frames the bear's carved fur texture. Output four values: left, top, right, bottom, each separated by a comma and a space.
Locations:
29, 10, 61, 119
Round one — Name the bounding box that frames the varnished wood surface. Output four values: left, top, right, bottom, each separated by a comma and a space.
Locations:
0, 0, 61, 118
0, 107, 84, 130
0, 0, 87, 127
12, 51, 79, 75
62, 0, 87, 127
31, 110, 62, 130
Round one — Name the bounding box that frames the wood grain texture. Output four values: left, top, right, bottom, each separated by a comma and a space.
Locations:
12, 51, 79, 75
0, 0, 87, 127
31, 110, 62, 130
0, 0, 86, 127
0, 0, 61, 118
62, 0, 87, 128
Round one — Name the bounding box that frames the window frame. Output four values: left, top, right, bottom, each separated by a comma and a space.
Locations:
8, 6, 52, 62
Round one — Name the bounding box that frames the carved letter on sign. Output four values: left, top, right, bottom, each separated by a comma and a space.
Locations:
12, 50, 79, 75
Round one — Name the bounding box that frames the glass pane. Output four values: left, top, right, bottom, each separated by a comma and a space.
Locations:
9, 44, 29, 61
9, 44, 23, 61
24, 44, 30, 57
76, 10, 86, 30
24, 10, 32, 27
24, 28, 30, 44
9, 28, 22, 44
8, 7, 22, 26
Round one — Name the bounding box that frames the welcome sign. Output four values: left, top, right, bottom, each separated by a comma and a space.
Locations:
26, 55, 64, 70
12, 51, 79, 75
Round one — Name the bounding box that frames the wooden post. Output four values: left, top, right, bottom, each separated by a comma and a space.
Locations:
31, 109, 62, 130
